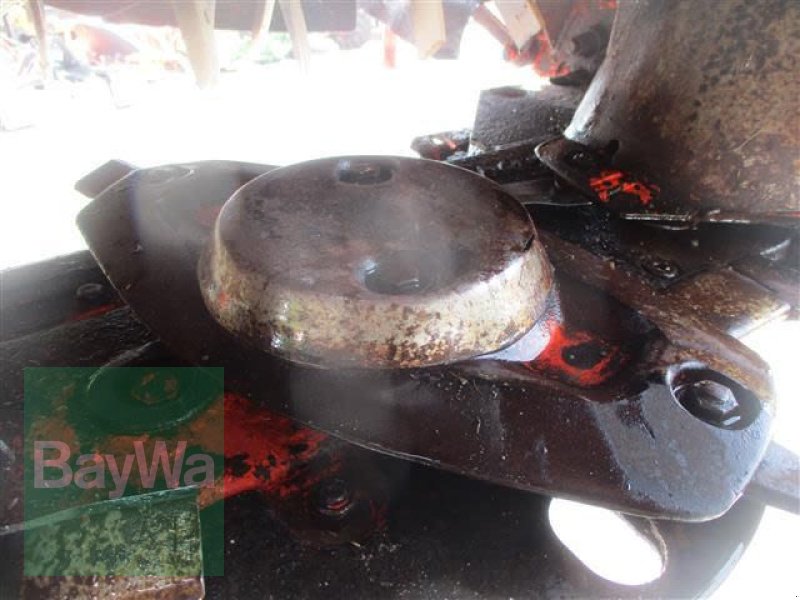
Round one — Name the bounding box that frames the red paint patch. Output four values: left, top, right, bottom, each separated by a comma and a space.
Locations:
589, 170, 660, 206
221, 392, 331, 500
526, 319, 623, 387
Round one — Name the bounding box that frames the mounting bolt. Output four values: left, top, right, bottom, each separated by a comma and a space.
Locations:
678, 380, 740, 427
316, 478, 353, 517
75, 282, 108, 304
642, 257, 680, 280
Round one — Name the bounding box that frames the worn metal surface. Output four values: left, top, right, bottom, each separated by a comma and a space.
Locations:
502, 195, 795, 348
0, 302, 385, 598
538, 229, 774, 406
746, 442, 800, 515
198, 156, 553, 368
74, 159, 136, 200
75, 160, 776, 520
529, 202, 794, 291
0, 251, 123, 343
562, 0, 800, 217
664, 270, 789, 338
470, 85, 582, 151
446, 138, 552, 184
0, 319, 384, 544
0, 246, 787, 599
537, 138, 800, 225
208, 463, 766, 600
529, 202, 794, 338
734, 245, 800, 317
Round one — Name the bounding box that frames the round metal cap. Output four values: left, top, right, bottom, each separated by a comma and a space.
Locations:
198, 156, 553, 368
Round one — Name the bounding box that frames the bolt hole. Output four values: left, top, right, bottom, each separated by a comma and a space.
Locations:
361, 247, 473, 296
362, 251, 440, 296
336, 160, 393, 185
562, 342, 606, 369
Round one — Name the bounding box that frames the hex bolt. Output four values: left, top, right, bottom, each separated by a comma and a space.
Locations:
642, 257, 680, 280
679, 379, 740, 427
316, 478, 353, 517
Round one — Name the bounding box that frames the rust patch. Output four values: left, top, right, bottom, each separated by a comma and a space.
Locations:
565, 0, 800, 215
199, 156, 554, 368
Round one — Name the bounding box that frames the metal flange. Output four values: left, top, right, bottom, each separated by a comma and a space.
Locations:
199, 156, 553, 368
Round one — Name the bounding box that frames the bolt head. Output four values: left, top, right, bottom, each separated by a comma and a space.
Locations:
681, 379, 739, 424
75, 282, 108, 304
643, 257, 680, 279
316, 478, 353, 517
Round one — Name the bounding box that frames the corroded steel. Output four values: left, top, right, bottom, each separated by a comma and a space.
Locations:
75, 161, 776, 520
565, 0, 800, 216
199, 156, 553, 368
0, 281, 771, 598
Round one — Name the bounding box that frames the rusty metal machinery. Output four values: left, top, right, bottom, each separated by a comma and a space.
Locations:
0, 286, 775, 598
0, 160, 795, 597
2, 0, 800, 598
538, 0, 800, 223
